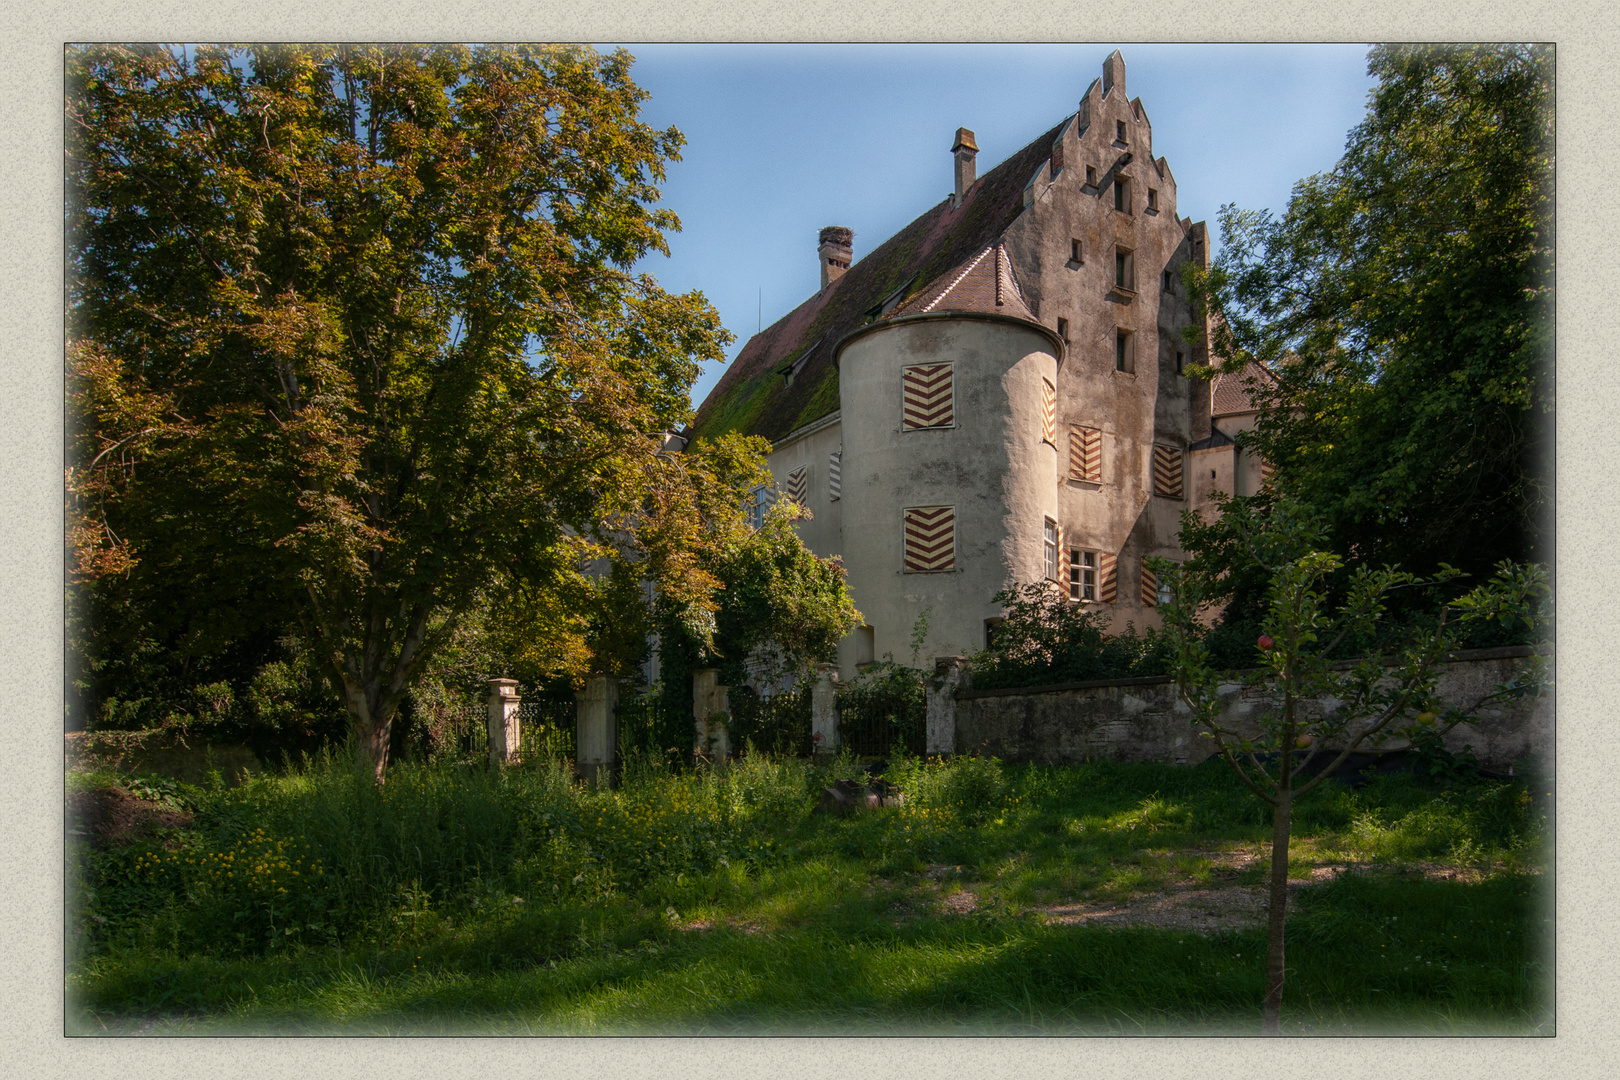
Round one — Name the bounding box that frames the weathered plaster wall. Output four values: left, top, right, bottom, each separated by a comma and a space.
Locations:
837, 316, 1060, 675
765, 414, 845, 562
953, 647, 1552, 774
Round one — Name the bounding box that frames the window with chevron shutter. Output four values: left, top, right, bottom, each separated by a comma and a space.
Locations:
1153, 444, 1184, 498
828, 451, 841, 501
903, 506, 955, 572
1070, 426, 1101, 482
1098, 552, 1118, 603
902, 364, 953, 429
1041, 378, 1056, 445
784, 466, 808, 506
1140, 562, 1158, 607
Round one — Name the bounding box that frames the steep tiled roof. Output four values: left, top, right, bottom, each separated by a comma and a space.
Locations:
688, 118, 1068, 445
1210, 362, 1276, 417
888, 243, 1036, 323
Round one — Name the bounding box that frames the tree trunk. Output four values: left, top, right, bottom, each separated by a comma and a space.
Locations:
1262, 789, 1293, 1035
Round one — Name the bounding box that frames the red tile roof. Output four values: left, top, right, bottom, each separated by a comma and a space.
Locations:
1210, 362, 1275, 417
889, 243, 1037, 323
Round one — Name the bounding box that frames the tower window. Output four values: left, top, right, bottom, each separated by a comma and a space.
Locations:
1115, 329, 1135, 374
1147, 187, 1159, 211
1044, 518, 1060, 581
1116, 120, 1127, 143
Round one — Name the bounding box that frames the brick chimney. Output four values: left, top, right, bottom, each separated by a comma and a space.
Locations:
952, 127, 979, 208
819, 226, 853, 290
1102, 50, 1125, 97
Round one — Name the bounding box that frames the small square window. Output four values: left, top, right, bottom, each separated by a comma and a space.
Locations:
1164, 270, 1172, 291
1070, 238, 1083, 264
1114, 176, 1129, 213
1116, 329, 1134, 373
1116, 120, 1127, 143
1085, 165, 1097, 186
1175, 350, 1185, 375
1057, 317, 1069, 344
1147, 188, 1158, 211
1070, 549, 1097, 602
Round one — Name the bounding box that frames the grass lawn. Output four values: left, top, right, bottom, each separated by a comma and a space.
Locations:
67, 750, 1552, 1035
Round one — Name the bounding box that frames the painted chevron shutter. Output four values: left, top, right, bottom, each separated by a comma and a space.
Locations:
1153, 444, 1184, 498
1058, 527, 1071, 593
1260, 456, 1276, 488
1098, 552, 1117, 603
902, 364, 954, 429
828, 451, 841, 501
1070, 426, 1101, 482
1041, 378, 1057, 445
904, 506, 956, 572
785, 466, 808, 506
1140, 562, 1158, 607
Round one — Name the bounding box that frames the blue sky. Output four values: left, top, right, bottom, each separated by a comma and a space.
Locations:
616, 44, 1378, 413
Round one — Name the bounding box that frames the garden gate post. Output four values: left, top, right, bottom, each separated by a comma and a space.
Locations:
926, 656, 967, 755
486, 678, 521, 767
576, 675, 618, 787
692, 669, 730, 762
811, 662, 841, 755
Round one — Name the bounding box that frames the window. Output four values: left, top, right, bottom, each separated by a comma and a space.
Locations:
1044, 518, 1060, 581
1057, 317, 1069, 344
746, 486, 772, 528
1085, 165, 1097, 187
1115, 329, 1134, 373
1070, 237, 1083, 264
1070, 549, 1097, 601
1041, 378, 1056, 445
1147, 187, 1158, 211
1175, 350, 1185, 375
1069, 426, 1102, 482
984, 618, 1004, 650
902, 363, 954, 429
1115, 246, 1134, 290
904, 506, 956, 572
1153, 445, 1185, 499
1114, 175, 1129, 212
1141, 561, 1176, 608
1163, 270, 1173, 291
1116, 120, 1128, 143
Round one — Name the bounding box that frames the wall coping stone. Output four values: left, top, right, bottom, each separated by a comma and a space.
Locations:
953, 644, 1544, 701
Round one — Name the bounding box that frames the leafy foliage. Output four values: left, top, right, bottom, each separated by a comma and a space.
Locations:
67, 45, 750, 776
1193, 44, 1553, 580
966, 582, 1174, 690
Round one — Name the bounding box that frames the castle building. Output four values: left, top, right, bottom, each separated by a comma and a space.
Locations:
686, 51, 1265, 679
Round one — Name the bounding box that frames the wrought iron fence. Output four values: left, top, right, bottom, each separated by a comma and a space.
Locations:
835, 673, 926, 757
616, 691, 690, 769
726, 684, 813, 757
517, 690, 576, 763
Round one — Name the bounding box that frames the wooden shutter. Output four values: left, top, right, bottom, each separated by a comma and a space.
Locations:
903, 364, 953, 429
1041, 378, 1057, 444
1153, 444, 1184, 498
904, 507, 956, 572
1098, 552, 1118, 603
1058, 528, 1071, 594
1070, 426, 1101, 482
1140, 562, 1158, 607
1260, 456, 1276, 488
828, 451, 841, 501
785, 466, 808, 506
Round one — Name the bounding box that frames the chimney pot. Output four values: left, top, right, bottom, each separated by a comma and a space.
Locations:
952, 127, 978, 208
818, 226, 853, 290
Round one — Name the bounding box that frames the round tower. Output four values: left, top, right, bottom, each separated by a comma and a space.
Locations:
834, 244, 1065, 665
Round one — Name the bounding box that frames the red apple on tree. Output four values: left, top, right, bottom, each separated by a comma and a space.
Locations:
1257, 635, 1275, 651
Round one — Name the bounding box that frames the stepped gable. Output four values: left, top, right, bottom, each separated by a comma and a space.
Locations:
688, 118, 1068, 445
887, 242, 1037, 323
1211, 362, 1276, 417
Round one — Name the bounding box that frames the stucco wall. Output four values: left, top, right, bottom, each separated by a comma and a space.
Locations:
765, 414, 845, 562
953, 647, 1552, 774
836, 315, 1060, 675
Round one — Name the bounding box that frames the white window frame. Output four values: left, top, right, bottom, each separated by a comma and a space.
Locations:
1070, 549, 1098, 602
1044, 518, 1060, 581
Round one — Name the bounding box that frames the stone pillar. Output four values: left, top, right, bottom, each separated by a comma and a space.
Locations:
811, 662, 841, 755
486, 678, 521, 767
576, 675, 619, 787
693, 668, 719, 757
926, 656, 967, 755
711, 686, 731, 761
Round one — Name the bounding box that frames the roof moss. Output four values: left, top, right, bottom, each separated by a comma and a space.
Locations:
689, 117, 1068, 445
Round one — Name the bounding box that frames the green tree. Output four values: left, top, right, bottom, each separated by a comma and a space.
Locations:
1152, 496, 1549, 1035
1195, 44, 1553, 580
67, 44, 742, 780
